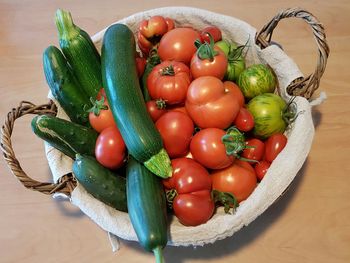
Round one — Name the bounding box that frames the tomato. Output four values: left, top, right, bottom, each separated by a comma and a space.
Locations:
136, 56, 147, 78
147, 60, 192, 105
264, 133, 288, 162
211, 159, 257, 203
167, 105, 189, 116
163, 158, 214, 226
254, 160, 271, 181
200, 26, 222, 43
224, 81, 245, 108
158, 27, 201, 65
242, 138, 265, 162
156, 111, 194, 158
96, 88, 106, 100
146, 100, 167, 122
190, 128, 234, 170
238, 64, 276, 100
234, 107, 254, 132
88, 97, 117, 133
95, 126, 126, 170
247, 93, 291, 139
185, 76, 240, 129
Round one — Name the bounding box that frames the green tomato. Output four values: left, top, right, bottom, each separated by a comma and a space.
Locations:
214, 40, 231, 56
238, 64, 276, 100
247, 93, 290, 139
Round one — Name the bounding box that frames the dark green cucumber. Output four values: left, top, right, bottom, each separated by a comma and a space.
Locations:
31, 114, 98, 159
55, 9, 102, 99
101, 23, 172, 179
73, 154, 127, 212
126, 157, 167, 263
43, 45, 92, 126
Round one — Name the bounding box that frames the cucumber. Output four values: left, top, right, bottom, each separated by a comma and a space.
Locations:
31, 115, 98, 159
73, 154, 127, 212
126, 157, 168, 263
43, 45, 92, 126
55, 9, 102, 99
101, 23, 172, 179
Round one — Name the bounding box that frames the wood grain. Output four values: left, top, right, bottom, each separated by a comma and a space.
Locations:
1, 0, 349, 262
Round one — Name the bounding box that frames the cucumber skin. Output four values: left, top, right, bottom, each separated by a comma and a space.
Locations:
31, 115, 98, 159
73, 155, 127, 212
43, 45, 91, 126
126, 157, 168, 252
101, 23, 163, 163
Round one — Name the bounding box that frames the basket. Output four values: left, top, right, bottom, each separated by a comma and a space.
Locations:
1, 7, 329, 247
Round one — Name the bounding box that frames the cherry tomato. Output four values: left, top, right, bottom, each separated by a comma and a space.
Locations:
185, 76, 240, 129
200, 26, 222, 43
211, 159, 257, 203
242, 138, 265, 162
95, 126, 126, 170
146, 100, 167, 122
190, 128, 234, 170
156, 111, 194, 158
264, 133, 288, 162
158, 27, 201, 65
136, 56, 147, 78
234, 107, 255, 132
147, 60, 192, 105
163, 158, 214, 226
254, 160, 271, 181
88, 97, 117, 133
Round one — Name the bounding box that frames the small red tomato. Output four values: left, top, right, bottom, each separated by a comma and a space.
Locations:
234, 107, 255, 132
136, 56, 147, 78
264, 133, 288, 162
255, 160, 271, 181
146, 100, 167, 122
95, 126, 126, 170
200, 26, 222, 43
242, 138, 265, 162
88, 97, 117, 133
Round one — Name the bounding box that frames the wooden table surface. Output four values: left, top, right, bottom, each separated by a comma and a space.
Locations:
1, 0, 349, 262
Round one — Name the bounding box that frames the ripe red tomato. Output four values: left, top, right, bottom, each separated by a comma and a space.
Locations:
156, 111, 194, 158
190, 128, 234, 170
95, 126, 126, 170
224, 81, 245, 108
264, 133, 288, 162
242, 138, 265, 162
146, 100, 167, 122
163, 158, 214, 226
135, 56, 147, 78
185, 76, 240, 129
254, 160, 271, 181
200, 26, 222, 43
158, 27, 201, 65
211, 159, 257, 203
88, 97, 117, 133
147, 60, 192, 105
190, 47, 227, 80
234, 107, 255, 132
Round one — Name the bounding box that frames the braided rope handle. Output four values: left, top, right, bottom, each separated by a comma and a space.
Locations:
255, 7, 330, 99
0, 101, 76, 196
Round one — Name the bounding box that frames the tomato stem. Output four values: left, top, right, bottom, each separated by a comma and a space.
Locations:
195, 33, 218, 61
155, 99, 167, 109
165, 189, 177, 210
87, 97, 108, 116
212, 190, 239, 214
161, 64, 175, 76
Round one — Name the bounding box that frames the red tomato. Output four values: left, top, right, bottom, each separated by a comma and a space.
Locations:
147, 60, 192, 105
167, 105, 189, 116
146, 100, 167, 122
224, 81, 245, 108
158, 27, 201, 65
190, 47, 228, 80
185, 76, 240, 129
96, 88, 106, 100
242, 138, 265, 162
211, 159, 257, 203
234, 107, 255, 132
200, 26, 222, 43
136, 56, 147, 78
163, 158, 214, 226
265, 133, 288, 162
190, 128, 234, 170
156, 111, 194, 158
95, 126, 126, 170
88, 97, 117, 133
254, 160, 271, 181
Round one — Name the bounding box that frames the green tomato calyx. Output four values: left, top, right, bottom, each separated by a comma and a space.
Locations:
212, 189, 239, 214
194, 33, 218, 61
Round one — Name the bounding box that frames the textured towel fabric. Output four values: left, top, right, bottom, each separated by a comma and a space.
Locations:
44, 6, 315, 247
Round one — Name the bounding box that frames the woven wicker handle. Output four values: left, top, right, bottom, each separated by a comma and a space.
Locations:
255, 7, 330, 99
0, 101, 76, 196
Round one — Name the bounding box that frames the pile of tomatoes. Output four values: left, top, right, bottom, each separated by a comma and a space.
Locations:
90, 15, 290, 227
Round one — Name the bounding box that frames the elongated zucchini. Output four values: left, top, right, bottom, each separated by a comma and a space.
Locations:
73, 154, 127, 212
55, 9, 102, 99
43, 45, 91, 126
101, 23, 172, 179
126, 157, 168, 263
31, 115, 98, 159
